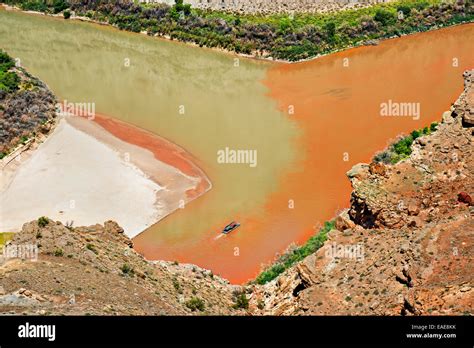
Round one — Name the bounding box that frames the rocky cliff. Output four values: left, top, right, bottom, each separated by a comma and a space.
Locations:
249, 70, 473, 315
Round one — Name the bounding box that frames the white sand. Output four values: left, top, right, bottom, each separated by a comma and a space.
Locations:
0, 118, 164, 237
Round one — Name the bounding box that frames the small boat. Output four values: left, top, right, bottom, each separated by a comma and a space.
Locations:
222, 221, 240, 235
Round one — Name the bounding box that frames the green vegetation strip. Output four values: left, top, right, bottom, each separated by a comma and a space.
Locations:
255, 220, 335, 285
4, 0, 473, 61
374, 122, 438, 164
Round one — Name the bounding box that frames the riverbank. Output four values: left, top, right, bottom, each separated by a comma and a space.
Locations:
2, 0, 473, 62
0, 113, 211, 238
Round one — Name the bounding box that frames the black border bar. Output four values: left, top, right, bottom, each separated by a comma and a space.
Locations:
0, 315, 472, 346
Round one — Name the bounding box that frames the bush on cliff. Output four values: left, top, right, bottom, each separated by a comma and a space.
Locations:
0, 50, 19, 92
232, 291, 249, 310
374, 122, 439, 164
37, 216, 50, 227
0, 71, 20, 93
0, 50, 15, 72
185, 297, 205, 312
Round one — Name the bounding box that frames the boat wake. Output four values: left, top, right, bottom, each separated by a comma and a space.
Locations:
213, 234, 224, 241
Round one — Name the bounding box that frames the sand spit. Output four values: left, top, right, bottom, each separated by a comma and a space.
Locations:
0, 115, 209, 238
91, 114, 212, 200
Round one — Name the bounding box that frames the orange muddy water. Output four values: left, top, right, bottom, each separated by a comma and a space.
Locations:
135, 24, 474, 283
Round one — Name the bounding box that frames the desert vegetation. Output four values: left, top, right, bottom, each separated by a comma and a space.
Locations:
4, 0, 473, 61
0, 49, 57, 160
255, 220, 335, 284
374, 122, 438, 164
0, 50, 20, 93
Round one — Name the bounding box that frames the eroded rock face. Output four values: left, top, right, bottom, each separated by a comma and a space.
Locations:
250, 70, 473, 316
454, 70, 474, 127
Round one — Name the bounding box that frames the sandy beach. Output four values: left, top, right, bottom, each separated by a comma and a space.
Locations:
0, 115, 211, 238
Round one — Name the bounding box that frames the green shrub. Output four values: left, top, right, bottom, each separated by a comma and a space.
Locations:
63, 10, 71, 19
392, 135, 413, 157
0, 71, 20, 93
374, 8, 396, 26
52, 0, 68, 14
233, 292, 249, 310
54, 248, 64, 257
324, 21, 336, 41
120, 263, 134, 275
0, 50, 15, 72
86, 243, 98, 254
185, 297, 205, 312
20, 0, 48, 13
410, 129, 421, 140
183, 4, 191, 16
172, 277, 181, 292
37, 216, 50, 227
256, 220, 335, 284
396, 4, 412, 16
374, 120, 441, 164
